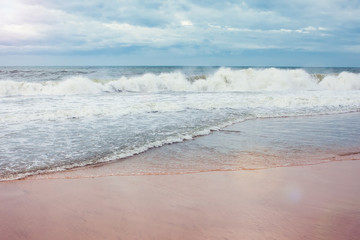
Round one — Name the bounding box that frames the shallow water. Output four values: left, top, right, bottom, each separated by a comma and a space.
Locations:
28, 112, 360, 180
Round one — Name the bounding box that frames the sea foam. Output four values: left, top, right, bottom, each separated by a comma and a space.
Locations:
1, 68, 360, 96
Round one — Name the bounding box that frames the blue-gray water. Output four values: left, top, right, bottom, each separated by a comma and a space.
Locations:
1, 66, 360, 180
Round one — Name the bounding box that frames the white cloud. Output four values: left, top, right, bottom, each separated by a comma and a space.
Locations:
180, 20, 193, 27
0, 23, 49, 42
0, 0, 358, 55
211, 24, 329, 36
275, 26, 329, 34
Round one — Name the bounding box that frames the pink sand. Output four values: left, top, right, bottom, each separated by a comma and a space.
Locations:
1, 160, 360, 240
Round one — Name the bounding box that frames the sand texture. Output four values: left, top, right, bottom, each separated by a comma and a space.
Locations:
1, 160, 360, 240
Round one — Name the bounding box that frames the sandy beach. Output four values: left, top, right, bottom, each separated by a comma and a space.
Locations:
1, 159, 359, 240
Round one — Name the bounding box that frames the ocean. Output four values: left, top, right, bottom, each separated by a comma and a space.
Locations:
1, 66, 360, 180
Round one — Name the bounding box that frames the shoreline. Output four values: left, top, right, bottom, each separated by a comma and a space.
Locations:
1, 111, 360, 182
1, 160, 360, 240
22, 111, 360, 181
19, 155, 360, 181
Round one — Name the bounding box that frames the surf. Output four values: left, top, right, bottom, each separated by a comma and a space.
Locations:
1, 68, 360, 96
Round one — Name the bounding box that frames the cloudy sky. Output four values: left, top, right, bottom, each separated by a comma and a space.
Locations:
1, 0, 360, 66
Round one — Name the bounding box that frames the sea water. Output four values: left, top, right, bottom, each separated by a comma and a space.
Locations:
1, 66, 360, 180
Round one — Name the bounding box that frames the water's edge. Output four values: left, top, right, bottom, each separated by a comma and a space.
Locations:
18, 112, 360, 182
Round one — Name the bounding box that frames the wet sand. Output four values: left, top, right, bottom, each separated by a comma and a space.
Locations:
1, 160, 360, 240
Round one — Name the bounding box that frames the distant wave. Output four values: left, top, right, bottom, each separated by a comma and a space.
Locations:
1, 68, 360, 96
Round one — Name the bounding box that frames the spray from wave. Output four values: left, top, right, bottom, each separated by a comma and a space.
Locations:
1, 68, 360, 96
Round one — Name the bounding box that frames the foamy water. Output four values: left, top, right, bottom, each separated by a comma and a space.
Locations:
1, 68, 360, 96
1, 66, 360, 180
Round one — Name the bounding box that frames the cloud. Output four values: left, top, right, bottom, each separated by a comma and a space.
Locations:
0, 0, 359, 65
0, 23, 49, 42
180, 20, 193, 27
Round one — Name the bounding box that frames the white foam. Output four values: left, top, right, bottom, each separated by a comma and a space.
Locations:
102, 68, 327, 92
0, 76, 104, 96
106, 72, 192, 92
319, 72, 360, 90
192, 68, 319, 91
1, 68, 360, 96
1, 89, 360, 124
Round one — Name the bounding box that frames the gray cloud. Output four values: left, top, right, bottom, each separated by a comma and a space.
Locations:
0, 0, 359, 64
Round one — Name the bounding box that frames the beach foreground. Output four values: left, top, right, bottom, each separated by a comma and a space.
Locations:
1, 160, 359, 240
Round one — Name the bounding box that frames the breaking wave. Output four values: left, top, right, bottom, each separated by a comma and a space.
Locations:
1, 68, 360, 96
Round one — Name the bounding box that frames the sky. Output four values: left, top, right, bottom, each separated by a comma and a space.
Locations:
1, 0, 360, 66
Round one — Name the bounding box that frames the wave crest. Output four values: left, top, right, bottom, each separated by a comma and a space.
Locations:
1, 68, 360, 96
